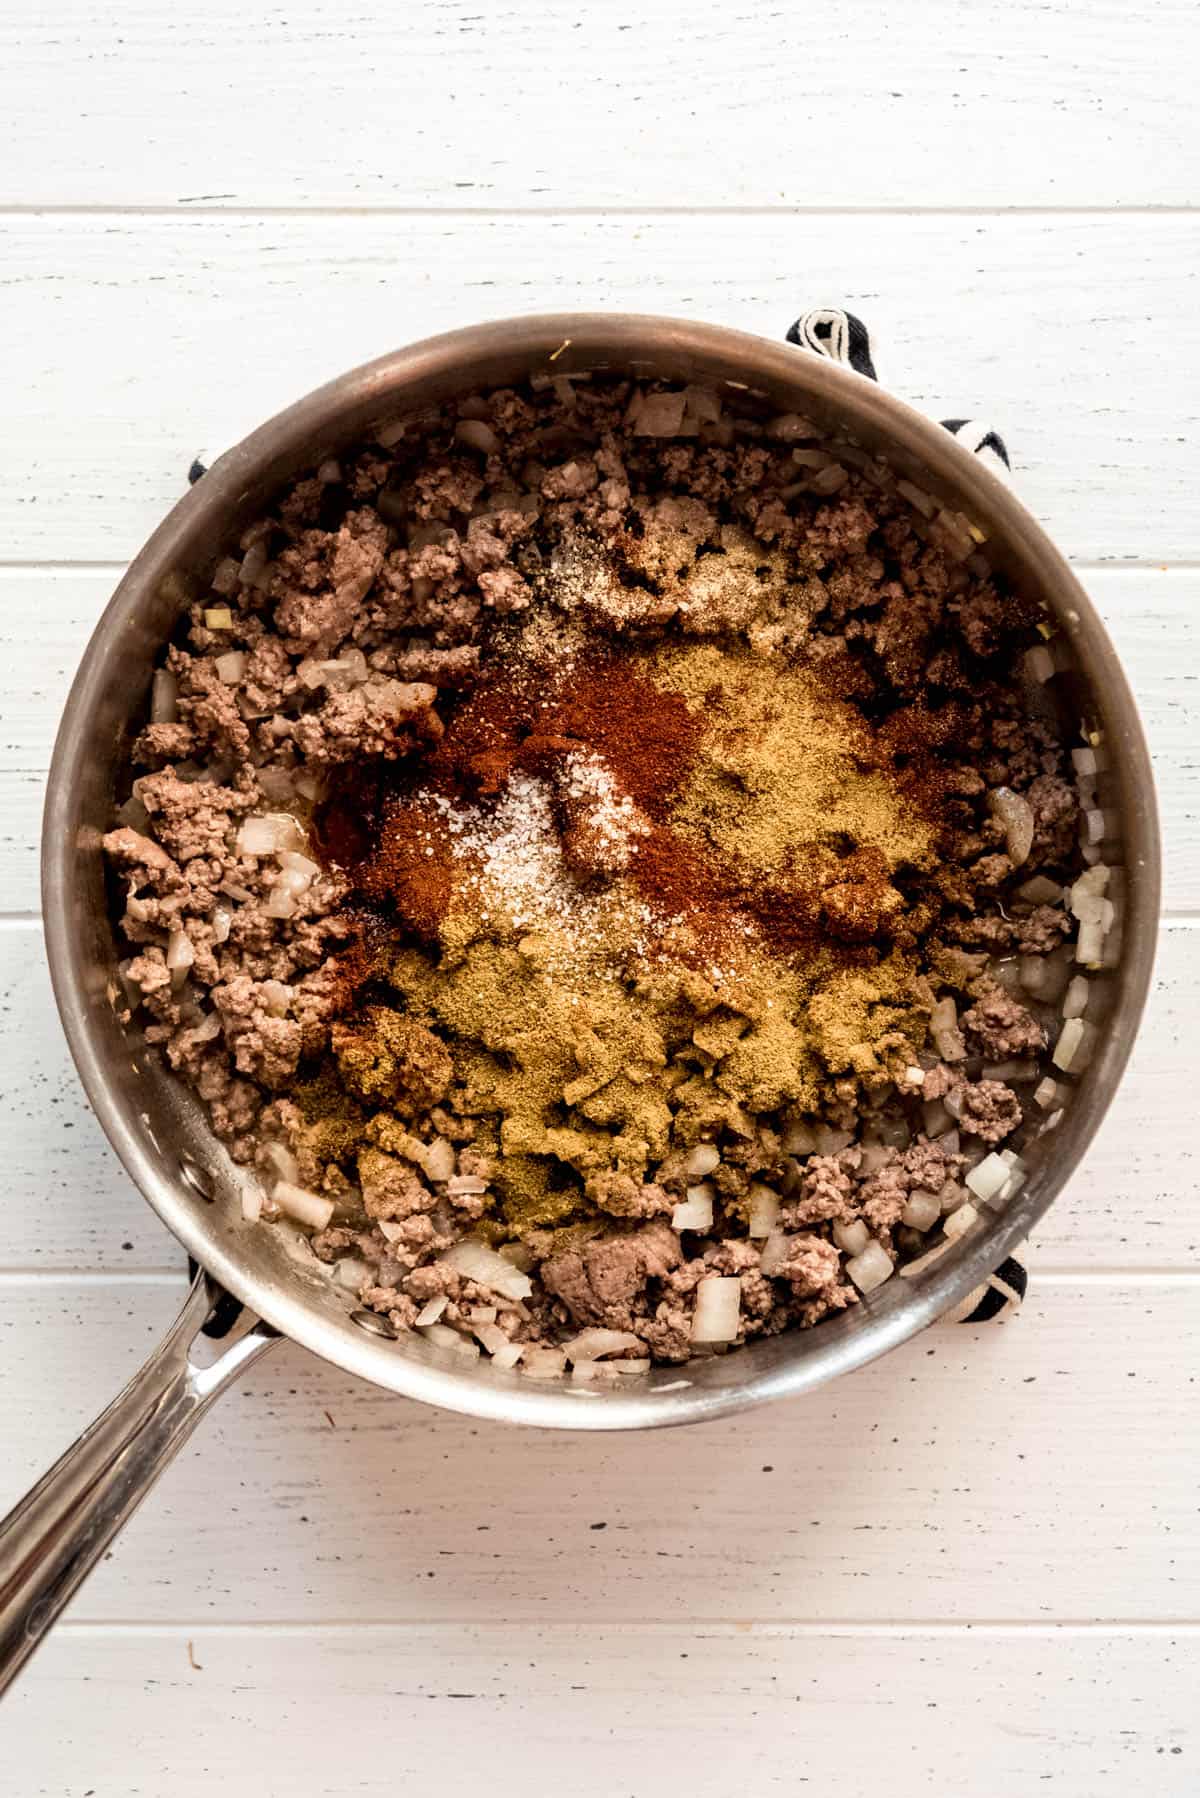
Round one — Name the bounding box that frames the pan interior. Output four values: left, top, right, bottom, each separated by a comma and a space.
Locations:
41, 314, 1160, 1428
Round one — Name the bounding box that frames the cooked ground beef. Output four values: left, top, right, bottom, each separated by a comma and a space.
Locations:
105, 371, 1096, 1375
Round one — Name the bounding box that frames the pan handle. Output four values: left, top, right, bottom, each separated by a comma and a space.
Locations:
0, 1268, 278, 1695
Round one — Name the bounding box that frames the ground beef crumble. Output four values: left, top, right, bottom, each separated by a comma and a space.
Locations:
104, 372, 1094, 1375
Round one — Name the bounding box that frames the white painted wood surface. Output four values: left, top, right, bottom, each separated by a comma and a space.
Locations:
2, 0, 1197, 209
1, 4, 1197, 1791
4, 214, 1200, 563
1, 1627, 1193, 1796
3, 1276, 1198, 1626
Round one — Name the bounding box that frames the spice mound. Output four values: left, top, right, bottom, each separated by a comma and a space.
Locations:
105, 371, 1099, 1377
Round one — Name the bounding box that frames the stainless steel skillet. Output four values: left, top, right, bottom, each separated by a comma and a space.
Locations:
0, 314, 1160, 1692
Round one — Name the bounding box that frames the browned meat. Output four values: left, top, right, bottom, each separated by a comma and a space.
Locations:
541, 1222, 683, 1328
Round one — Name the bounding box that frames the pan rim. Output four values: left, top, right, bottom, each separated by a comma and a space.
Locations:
41, 311, 1161, 1429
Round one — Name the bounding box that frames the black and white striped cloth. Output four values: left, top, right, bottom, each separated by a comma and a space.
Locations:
787, 305, 1013, 482
787, 307, 1025, 1326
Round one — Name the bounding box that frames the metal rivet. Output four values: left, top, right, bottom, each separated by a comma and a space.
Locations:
179, 1159, 215, 1202
351, 1308, 396, 1340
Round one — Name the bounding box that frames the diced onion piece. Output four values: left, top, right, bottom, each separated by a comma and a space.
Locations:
447, 1173, 489, 1197
561, 1328, 645, 1363
490, 1341, 523, 1372
923, 1098, 951, 1139
990, 956, 1027, 997
328, 648, 369, 688
150, 668, 178, 725
1072, 746, 1098, 778
212, 904, 232, 945
942, 1201, 979, 1242
440, 1237, 534, 1301
998, 1168, 1027, 1204
902, 1189, 942, 1231
758, 1230, 791, 1276
116, 959, 143, 1008
930, 994, 966, 1062
263, 1140, 300, 1185
205, 606, 234, 631
781, 1118, 817, 1155
241, 1185, 263, 1223
260, 979, 292, 1018
237, 812, 307, 857
279, 849, 319, 882
936, 1129, 961, 1159
832, 1218, 870, 1256
1062, 975, 1090, 1019
414, 1295, 449, 1327
166, 928, 194, 989
1034, 1076, 1060, 1110
683, 385, 722, 427
690, 1275, 742, 1344
1076, 920, 1105, 967
239, 540, 269, 584
571, 1359, 602, 1382
1017, 874, 1063, 905
377, 1220, 406, 1244
334, 1257, 370, 1291
747, 1183, 781, 1240
263, 886, 297, 921
474, 1323, 517, 1360
419, 1137, 457, 1183
1071, 891, 1105, 929
420, 1322, 480, 1359
814, 1125, 854, 1156
273, 1181, 334, 1231
1024, 644, 1056, 684
270, 873, 311, 917
1069, 864, 1110, 919
166, 926, 194, 972
896, 477, 936, 518
454, 418, 500, 454
418, 1321, 455, 1347
965, 1153, 1011, 1203
1082, 807, 1105, 846
684, 1142, 720, 1180
634, 391, 688, 437
988, 786, 1034, 868
609, 1359, 651, 1374
1020, 952, 1070, 1001
1053, 1016, 1095, 1073
672, 1187, 714, 1232
521, 1346, 567, 1379
846, 1241, 894, 1294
